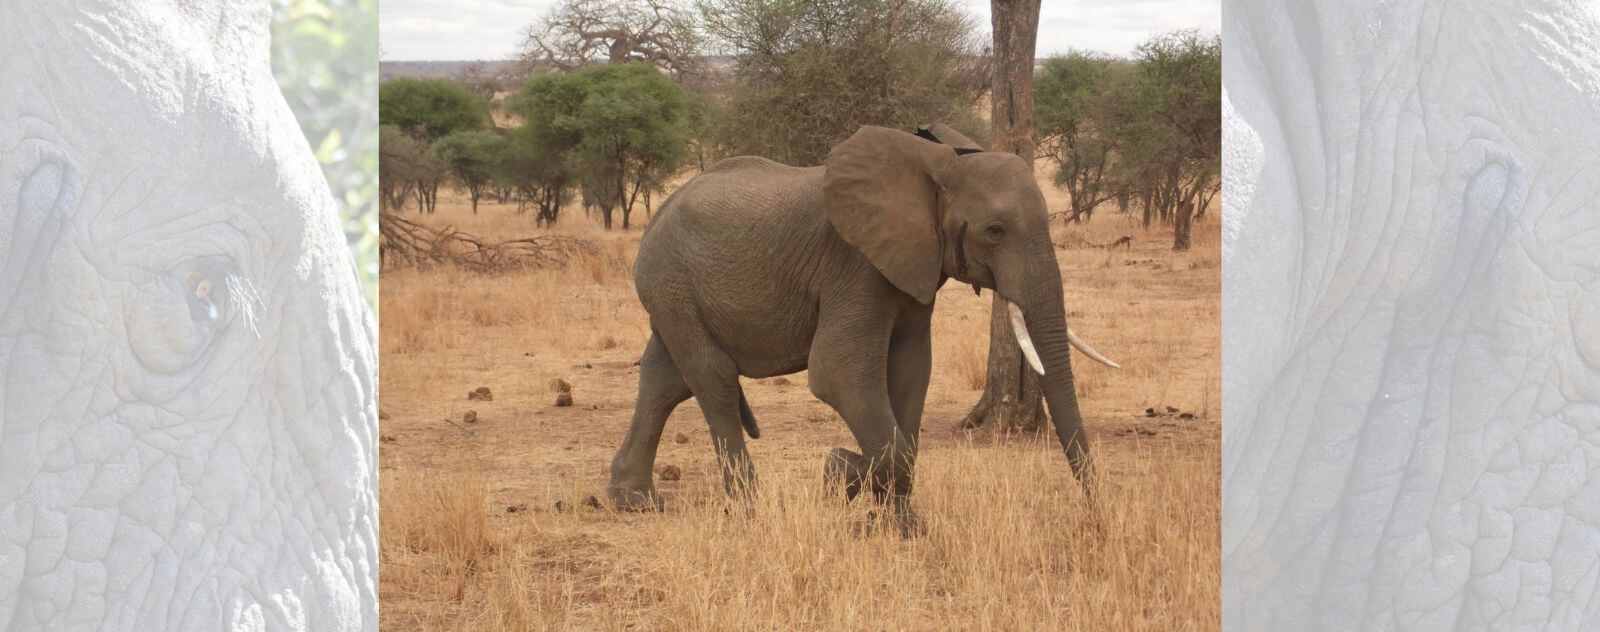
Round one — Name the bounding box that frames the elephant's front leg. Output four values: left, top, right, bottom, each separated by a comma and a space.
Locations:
886, 323, 933, 451
810, 315, 921, 536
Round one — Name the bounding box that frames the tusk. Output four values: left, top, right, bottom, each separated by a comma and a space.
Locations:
1068, 326, 1121, 369
1006, 302, 1047, 376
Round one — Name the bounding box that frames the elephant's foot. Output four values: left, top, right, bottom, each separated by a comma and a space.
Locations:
890, 504, 926, 538
852, 503, 926, 539
606, 483, 664, 512
823, 447, 867, 500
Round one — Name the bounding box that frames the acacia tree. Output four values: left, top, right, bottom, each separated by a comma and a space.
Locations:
496, 132, 574, 226
519, 0, 702, 76
514, 63, 691, 230
378, 77, 489, 141
434, 129, 501, 213
1126, 31, 1220, 250
378, 78, 488, 212
377, 124, 423, 211
961, 0, 1046, 433
699, 0, 986, 165
1035, 52, 1133, 224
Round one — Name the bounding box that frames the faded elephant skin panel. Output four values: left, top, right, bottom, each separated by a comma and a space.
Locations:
0, 3, 376, 631
1223, 0, 1600, 630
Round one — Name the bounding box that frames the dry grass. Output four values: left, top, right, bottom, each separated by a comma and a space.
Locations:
379, 164, 1220, 631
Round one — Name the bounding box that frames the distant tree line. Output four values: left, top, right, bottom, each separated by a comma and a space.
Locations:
1036, 30, 1220, 248
378, 0, 1218, 239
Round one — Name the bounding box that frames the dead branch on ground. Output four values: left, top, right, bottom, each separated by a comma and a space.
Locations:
380, 211, 597, 272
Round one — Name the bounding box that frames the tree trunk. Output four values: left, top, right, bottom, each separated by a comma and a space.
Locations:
1173, 199, 1194, 250
963, 0, 1046, 434
960, 297, 1048, 432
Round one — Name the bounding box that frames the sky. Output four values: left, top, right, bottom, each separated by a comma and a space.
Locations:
380, 0, 1219, 61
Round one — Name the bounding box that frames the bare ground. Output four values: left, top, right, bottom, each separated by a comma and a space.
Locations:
379, 168, 1220, 631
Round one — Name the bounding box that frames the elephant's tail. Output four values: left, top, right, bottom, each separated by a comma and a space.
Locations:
737, 389, 761, 439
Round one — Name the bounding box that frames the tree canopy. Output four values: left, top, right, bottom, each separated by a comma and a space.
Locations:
379, 77, 491, 141
512, 63, 692, 229
434, 129, 504, 212
1033, 30, 1221, 245
699, 0, 987, 165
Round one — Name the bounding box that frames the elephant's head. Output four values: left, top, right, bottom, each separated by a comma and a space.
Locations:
1224, 0, 1600, 628
0, 3, 375, 630
823, 125, 1116, 485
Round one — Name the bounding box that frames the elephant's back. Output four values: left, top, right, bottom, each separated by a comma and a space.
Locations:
643, 158, 826, 244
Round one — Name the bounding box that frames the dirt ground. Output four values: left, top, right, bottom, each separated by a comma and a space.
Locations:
378, 165, 1220, 630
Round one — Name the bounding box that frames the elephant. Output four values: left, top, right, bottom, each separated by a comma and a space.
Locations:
1223, 0, 1600, 628
606, 123, 1118, 533
0, 3, 376, 630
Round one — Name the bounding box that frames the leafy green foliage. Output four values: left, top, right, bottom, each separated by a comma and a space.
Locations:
512, 64, 692, 229
379, 124, 438, 212
434, 130, 504, 212
1035, 51, 1132, 221
379, 77, 491, 141
1034, 30, 1221, 235
270, 0, 377, 309
698, 0, 987, 165
495, 132, 575, 226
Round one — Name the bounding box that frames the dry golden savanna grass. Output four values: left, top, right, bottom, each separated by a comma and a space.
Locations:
379, 164, 1220, 631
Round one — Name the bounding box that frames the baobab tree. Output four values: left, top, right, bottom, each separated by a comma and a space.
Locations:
518, 0, 702, 77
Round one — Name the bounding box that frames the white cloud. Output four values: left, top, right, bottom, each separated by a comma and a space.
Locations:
380, 0, 1218, 61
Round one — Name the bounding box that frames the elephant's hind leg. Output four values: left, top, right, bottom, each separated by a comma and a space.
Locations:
608, 332, 692, 511
661, 341, 758, 501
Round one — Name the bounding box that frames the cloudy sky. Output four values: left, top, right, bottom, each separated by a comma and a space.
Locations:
381, 0, 1219, 61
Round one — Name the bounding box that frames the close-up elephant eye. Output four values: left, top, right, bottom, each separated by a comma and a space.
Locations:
126, 256, 247, 374
984, 222, 1006, 239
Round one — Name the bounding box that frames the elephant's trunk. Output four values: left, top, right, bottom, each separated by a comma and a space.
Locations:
1011, 258, 1096, 492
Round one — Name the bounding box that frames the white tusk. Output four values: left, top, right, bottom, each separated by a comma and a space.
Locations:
1006, 301, 1047, 376
1068, 327, 1121, 369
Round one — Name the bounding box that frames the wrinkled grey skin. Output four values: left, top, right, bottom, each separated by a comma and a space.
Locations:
0, 3, 376, 630
1223, 0, 1600, 628
607, 126, 1093, 533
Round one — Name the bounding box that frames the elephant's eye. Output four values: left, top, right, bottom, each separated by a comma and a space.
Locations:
128, 256, 253, 373
985, 223, 1006, 239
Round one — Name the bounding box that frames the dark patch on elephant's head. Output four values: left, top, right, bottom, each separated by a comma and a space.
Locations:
914, 123, 984, 155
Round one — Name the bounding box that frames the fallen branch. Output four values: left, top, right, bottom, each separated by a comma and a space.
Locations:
381, 211, 597, 272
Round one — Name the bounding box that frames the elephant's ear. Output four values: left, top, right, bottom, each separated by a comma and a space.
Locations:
824, 126, 956, 304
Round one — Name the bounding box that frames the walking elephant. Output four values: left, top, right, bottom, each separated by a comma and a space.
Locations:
607, 124, 1117, 534
1, 3, 376, 630
1224, 0, 1600, 628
